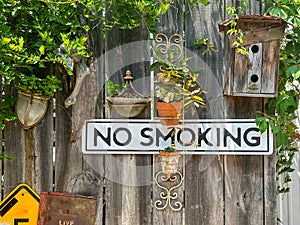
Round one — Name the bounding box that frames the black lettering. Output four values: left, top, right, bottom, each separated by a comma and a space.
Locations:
244, 127, 260, 146
14, 218, 29, 225
198, 128, 213, 146
177, 128, 195, 146
113, 128, 131, 146
140, 128, 154, 146
156, 128, 176, 146
94, 127, 111, 146
224, 128, 241, 147
216, 128, 220, 147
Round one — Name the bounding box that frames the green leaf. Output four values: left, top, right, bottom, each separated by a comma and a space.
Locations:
150, 61, 160, 71
286, 65, 299, 77
255, 117, 268, 133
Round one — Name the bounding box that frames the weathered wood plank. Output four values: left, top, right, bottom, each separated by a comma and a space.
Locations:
104, 25, 152, 225
224, 154, 264, 224
23, 101, 54, 194
54, 66, 75, 192
224, 96, 265, 225
264, 151, 277, 225
261, 40, 280, 95
3, 121, 25, 196
105, 155, 152, 225
185, 1, 224, 119
157, 0, 184, 36
223, 1, 275, 223
54, 59, 105, 225
153, 155, 184, 225
152, 2, 185, 224
185, 155, 224, 225
4, 102, 53, 195
184, 1, 226, 225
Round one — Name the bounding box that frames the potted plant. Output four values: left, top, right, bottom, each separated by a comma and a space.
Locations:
106, 70, 151, 118
15, 73, 61, 129
158, 145, 181, 174
151, 47, 206, 126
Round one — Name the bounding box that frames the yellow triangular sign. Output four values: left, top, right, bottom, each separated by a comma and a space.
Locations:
0, 184, 40, 225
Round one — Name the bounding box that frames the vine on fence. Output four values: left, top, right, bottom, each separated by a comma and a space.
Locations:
0, 0, 210, 160
226, 0, 300, 194
255, 0, 300, 194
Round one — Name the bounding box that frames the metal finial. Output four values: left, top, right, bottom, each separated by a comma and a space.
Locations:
124, 70, 133, 83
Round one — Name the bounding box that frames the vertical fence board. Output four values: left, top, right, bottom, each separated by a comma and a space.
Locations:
185, 155, 224, 225
23, 102, 54, 193
54, 67, 75, 192
1, 1, 280, 225
104, 25, 152, 225
4, 103, 53, 195
3, 121, 25, 196
152, 2, 185, 224
184, 2, 225, 224
224, 97, 265, 225
153, 156, 184, 225
264, 151, 277, 225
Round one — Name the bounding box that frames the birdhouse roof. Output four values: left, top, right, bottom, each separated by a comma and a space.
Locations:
218, 14, 288, 33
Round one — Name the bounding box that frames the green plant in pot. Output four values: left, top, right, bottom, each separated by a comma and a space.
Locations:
158, 145, 181, 174
151, 38, 206, 126
105, 70, 151, 118
15, 73, 61, 129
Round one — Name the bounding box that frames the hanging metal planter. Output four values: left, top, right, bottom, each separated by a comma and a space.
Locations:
16, 92, 49, 129
106, 70, 151, 118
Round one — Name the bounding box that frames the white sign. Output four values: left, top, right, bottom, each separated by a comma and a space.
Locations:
82, 119, 273, 155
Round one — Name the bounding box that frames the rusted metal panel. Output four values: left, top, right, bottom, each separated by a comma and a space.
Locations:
37, 192, 96, 225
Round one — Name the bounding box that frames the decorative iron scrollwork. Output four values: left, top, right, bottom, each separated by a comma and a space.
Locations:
154, 171, 184, 211
154, 33, 183, 63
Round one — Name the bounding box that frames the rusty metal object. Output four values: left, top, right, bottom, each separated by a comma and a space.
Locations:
218, 14, 288, 47
38, 192, 96, 225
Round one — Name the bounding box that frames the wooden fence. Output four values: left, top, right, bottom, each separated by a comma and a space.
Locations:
2, 1, 278, 224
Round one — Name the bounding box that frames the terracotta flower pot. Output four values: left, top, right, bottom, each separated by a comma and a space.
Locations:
159, 151, 181, 174
156, 102, 183, 126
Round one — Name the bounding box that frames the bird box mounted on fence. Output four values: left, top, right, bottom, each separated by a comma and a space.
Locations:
219, 15, 287, 97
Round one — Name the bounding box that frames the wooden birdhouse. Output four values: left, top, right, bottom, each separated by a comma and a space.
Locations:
219, 15, 287, 97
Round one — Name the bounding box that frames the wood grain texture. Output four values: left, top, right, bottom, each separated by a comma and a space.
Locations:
152, 2, 185, 224
24, 101, 54, 194
153, 155, 184, 225
1, 1, 278, 224
104, 24, 152, 225
184, 1, 225, 225
185, 155, 224, 225
3, 121, 25, 196
261, 40, 280, 95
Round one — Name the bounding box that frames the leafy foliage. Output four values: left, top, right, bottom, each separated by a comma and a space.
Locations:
0, 154, 13, 160
161, 146, 176, 152
16, 74, 62, 97
0, 0, 172, 128
225, 0, 250, 55
255, 0, 300, 194
151, 47, 206, 109
105, 80, 127, 97
193, 38, 218, 55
